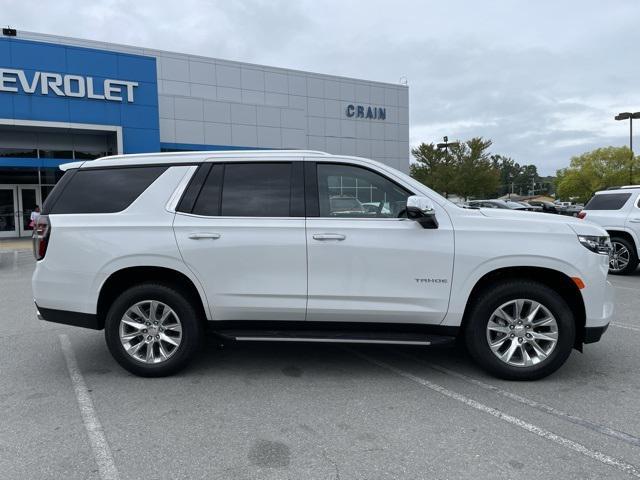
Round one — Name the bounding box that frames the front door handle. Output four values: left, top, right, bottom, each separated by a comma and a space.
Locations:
188, 233, 221, 240
312, 233, 346, 241
629, 218, 640, 223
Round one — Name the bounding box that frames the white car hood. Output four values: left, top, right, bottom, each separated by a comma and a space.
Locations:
477, 208, 607, 236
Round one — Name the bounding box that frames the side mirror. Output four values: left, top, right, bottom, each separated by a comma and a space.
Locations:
406, 195, 438, 229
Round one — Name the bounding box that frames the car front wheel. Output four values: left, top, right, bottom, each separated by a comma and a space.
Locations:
609, 237, 639, 275
465, 280, 575, 380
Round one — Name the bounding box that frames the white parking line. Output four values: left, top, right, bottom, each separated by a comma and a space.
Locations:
611, 323, 640, 332
610, 284, 639, 292
352, 350, 640, 479
397, 354, 640, 447
59, 334, 120, 480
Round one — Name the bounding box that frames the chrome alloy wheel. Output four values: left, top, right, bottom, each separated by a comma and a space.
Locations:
609, 241, 631, 273
486, 299, 558, 367
119, 300, 183, 364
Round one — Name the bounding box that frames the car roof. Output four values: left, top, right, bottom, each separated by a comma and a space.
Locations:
596, 185, 640, 194
59, 150, 342, 171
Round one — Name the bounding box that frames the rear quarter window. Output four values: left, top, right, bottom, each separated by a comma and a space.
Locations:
48, 166, 167, 214
584, 193, 632, 211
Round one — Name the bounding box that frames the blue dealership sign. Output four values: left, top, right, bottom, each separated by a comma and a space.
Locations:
0, 38, 159, 153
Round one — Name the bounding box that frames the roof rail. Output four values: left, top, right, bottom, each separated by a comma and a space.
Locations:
606, 185, 640, 190
93, 149, 332, 162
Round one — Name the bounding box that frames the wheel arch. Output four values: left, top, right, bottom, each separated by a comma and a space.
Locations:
96, 266, 209, 330
460, 266, 586, 350
607, 229, 638, 254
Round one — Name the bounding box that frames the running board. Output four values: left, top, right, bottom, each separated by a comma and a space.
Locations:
214, 329, 455, 346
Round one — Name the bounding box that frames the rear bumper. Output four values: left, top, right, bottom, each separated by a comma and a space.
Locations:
584, 324, 609, 344
35, 303, 101, 330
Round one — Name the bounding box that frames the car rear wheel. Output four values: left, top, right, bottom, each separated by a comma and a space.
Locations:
105, 283, 203, 377
465, 280, 575, 380
609, 237, 639, 275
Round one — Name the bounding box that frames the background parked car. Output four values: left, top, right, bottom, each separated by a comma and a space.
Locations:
564, 204, 585, 217
528, 200, 559, 213
516, 201, 541, 211
578, 185, 640, 274
467, 199, 527, 210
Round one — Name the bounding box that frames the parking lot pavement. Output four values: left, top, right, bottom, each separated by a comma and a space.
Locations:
1, 251, 639, 480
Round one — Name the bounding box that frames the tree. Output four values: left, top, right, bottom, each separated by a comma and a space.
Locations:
491, 155, 543, 197
411, 137, 499, 200
450, 138, 499, 200
555, 146, 640, 202
410, 142, 458, 197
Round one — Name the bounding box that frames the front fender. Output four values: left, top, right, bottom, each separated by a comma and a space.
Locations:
441, 254, 581, 326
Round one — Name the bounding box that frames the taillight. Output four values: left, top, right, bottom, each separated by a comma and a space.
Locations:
32, 215, 51, 260
577, 211, 587, 220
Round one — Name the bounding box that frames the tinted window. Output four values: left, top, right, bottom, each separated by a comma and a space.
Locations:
40, 150, 74, 159
584, 193, 632, 210
317, 163, 411, 218
49, 166, 167, 214
221, 163, 292, 217
0, 147, 38, 158
191, 165, 222, 216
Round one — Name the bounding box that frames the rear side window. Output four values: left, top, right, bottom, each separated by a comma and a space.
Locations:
49, 166, 167, 214
220, 163, 292, 217
584, 193, 632, 211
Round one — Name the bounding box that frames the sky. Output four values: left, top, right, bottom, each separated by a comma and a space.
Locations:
4, 0, 640, 175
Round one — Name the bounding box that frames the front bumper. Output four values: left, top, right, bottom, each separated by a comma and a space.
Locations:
584, 324, 609, 344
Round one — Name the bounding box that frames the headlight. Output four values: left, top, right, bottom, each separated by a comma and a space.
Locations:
577, 235, 612, 255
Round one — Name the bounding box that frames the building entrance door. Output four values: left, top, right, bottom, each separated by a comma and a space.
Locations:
0, 185, 41, 238
17, 186, 40, 237
0, 187, 18, 238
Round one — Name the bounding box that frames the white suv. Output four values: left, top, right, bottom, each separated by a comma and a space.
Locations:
32, 151, 614, 380
578, 186, 640, 275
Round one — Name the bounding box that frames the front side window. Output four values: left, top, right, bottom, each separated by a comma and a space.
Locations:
317, 163, 411, 218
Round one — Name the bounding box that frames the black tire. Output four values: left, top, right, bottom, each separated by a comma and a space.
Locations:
105, 283, 203, 377
464, 280, 575, 381
609, 236, 639, 275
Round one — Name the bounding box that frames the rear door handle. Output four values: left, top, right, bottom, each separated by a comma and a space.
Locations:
312, 233, 346, 241
629, 218, 640, 223
188, 233, 221, 240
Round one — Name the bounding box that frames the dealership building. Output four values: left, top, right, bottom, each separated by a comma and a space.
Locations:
0, 30, 409, 238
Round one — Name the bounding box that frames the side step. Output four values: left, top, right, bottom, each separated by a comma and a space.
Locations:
214, 329, 455, 346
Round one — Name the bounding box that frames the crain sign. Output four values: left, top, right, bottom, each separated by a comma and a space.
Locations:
0, 68, 138, 103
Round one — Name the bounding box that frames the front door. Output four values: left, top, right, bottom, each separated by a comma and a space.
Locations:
17, 186, 39, 237
306, 162, 455, 324
174, 161, 307, 321
0, 187, 18, 238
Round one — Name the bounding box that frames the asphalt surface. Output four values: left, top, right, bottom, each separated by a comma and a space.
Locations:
1, 249, 639, 480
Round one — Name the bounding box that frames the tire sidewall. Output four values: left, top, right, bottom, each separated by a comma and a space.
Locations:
465, 281, 575, 380
105, 283, 202, 377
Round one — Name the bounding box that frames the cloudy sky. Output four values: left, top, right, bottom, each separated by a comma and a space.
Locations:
4, 0, 640, 174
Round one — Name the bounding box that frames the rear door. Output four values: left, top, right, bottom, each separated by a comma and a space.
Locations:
305, 160, 455, 324
173, 161, 307, 321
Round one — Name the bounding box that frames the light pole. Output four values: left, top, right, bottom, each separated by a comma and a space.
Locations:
436, 135, 459, 153
436, 136, 459, 199
614, 111, 640, 184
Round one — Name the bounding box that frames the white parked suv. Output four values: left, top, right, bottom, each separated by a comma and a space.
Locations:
32, 151, 614, 380
578, 186, 640, 275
